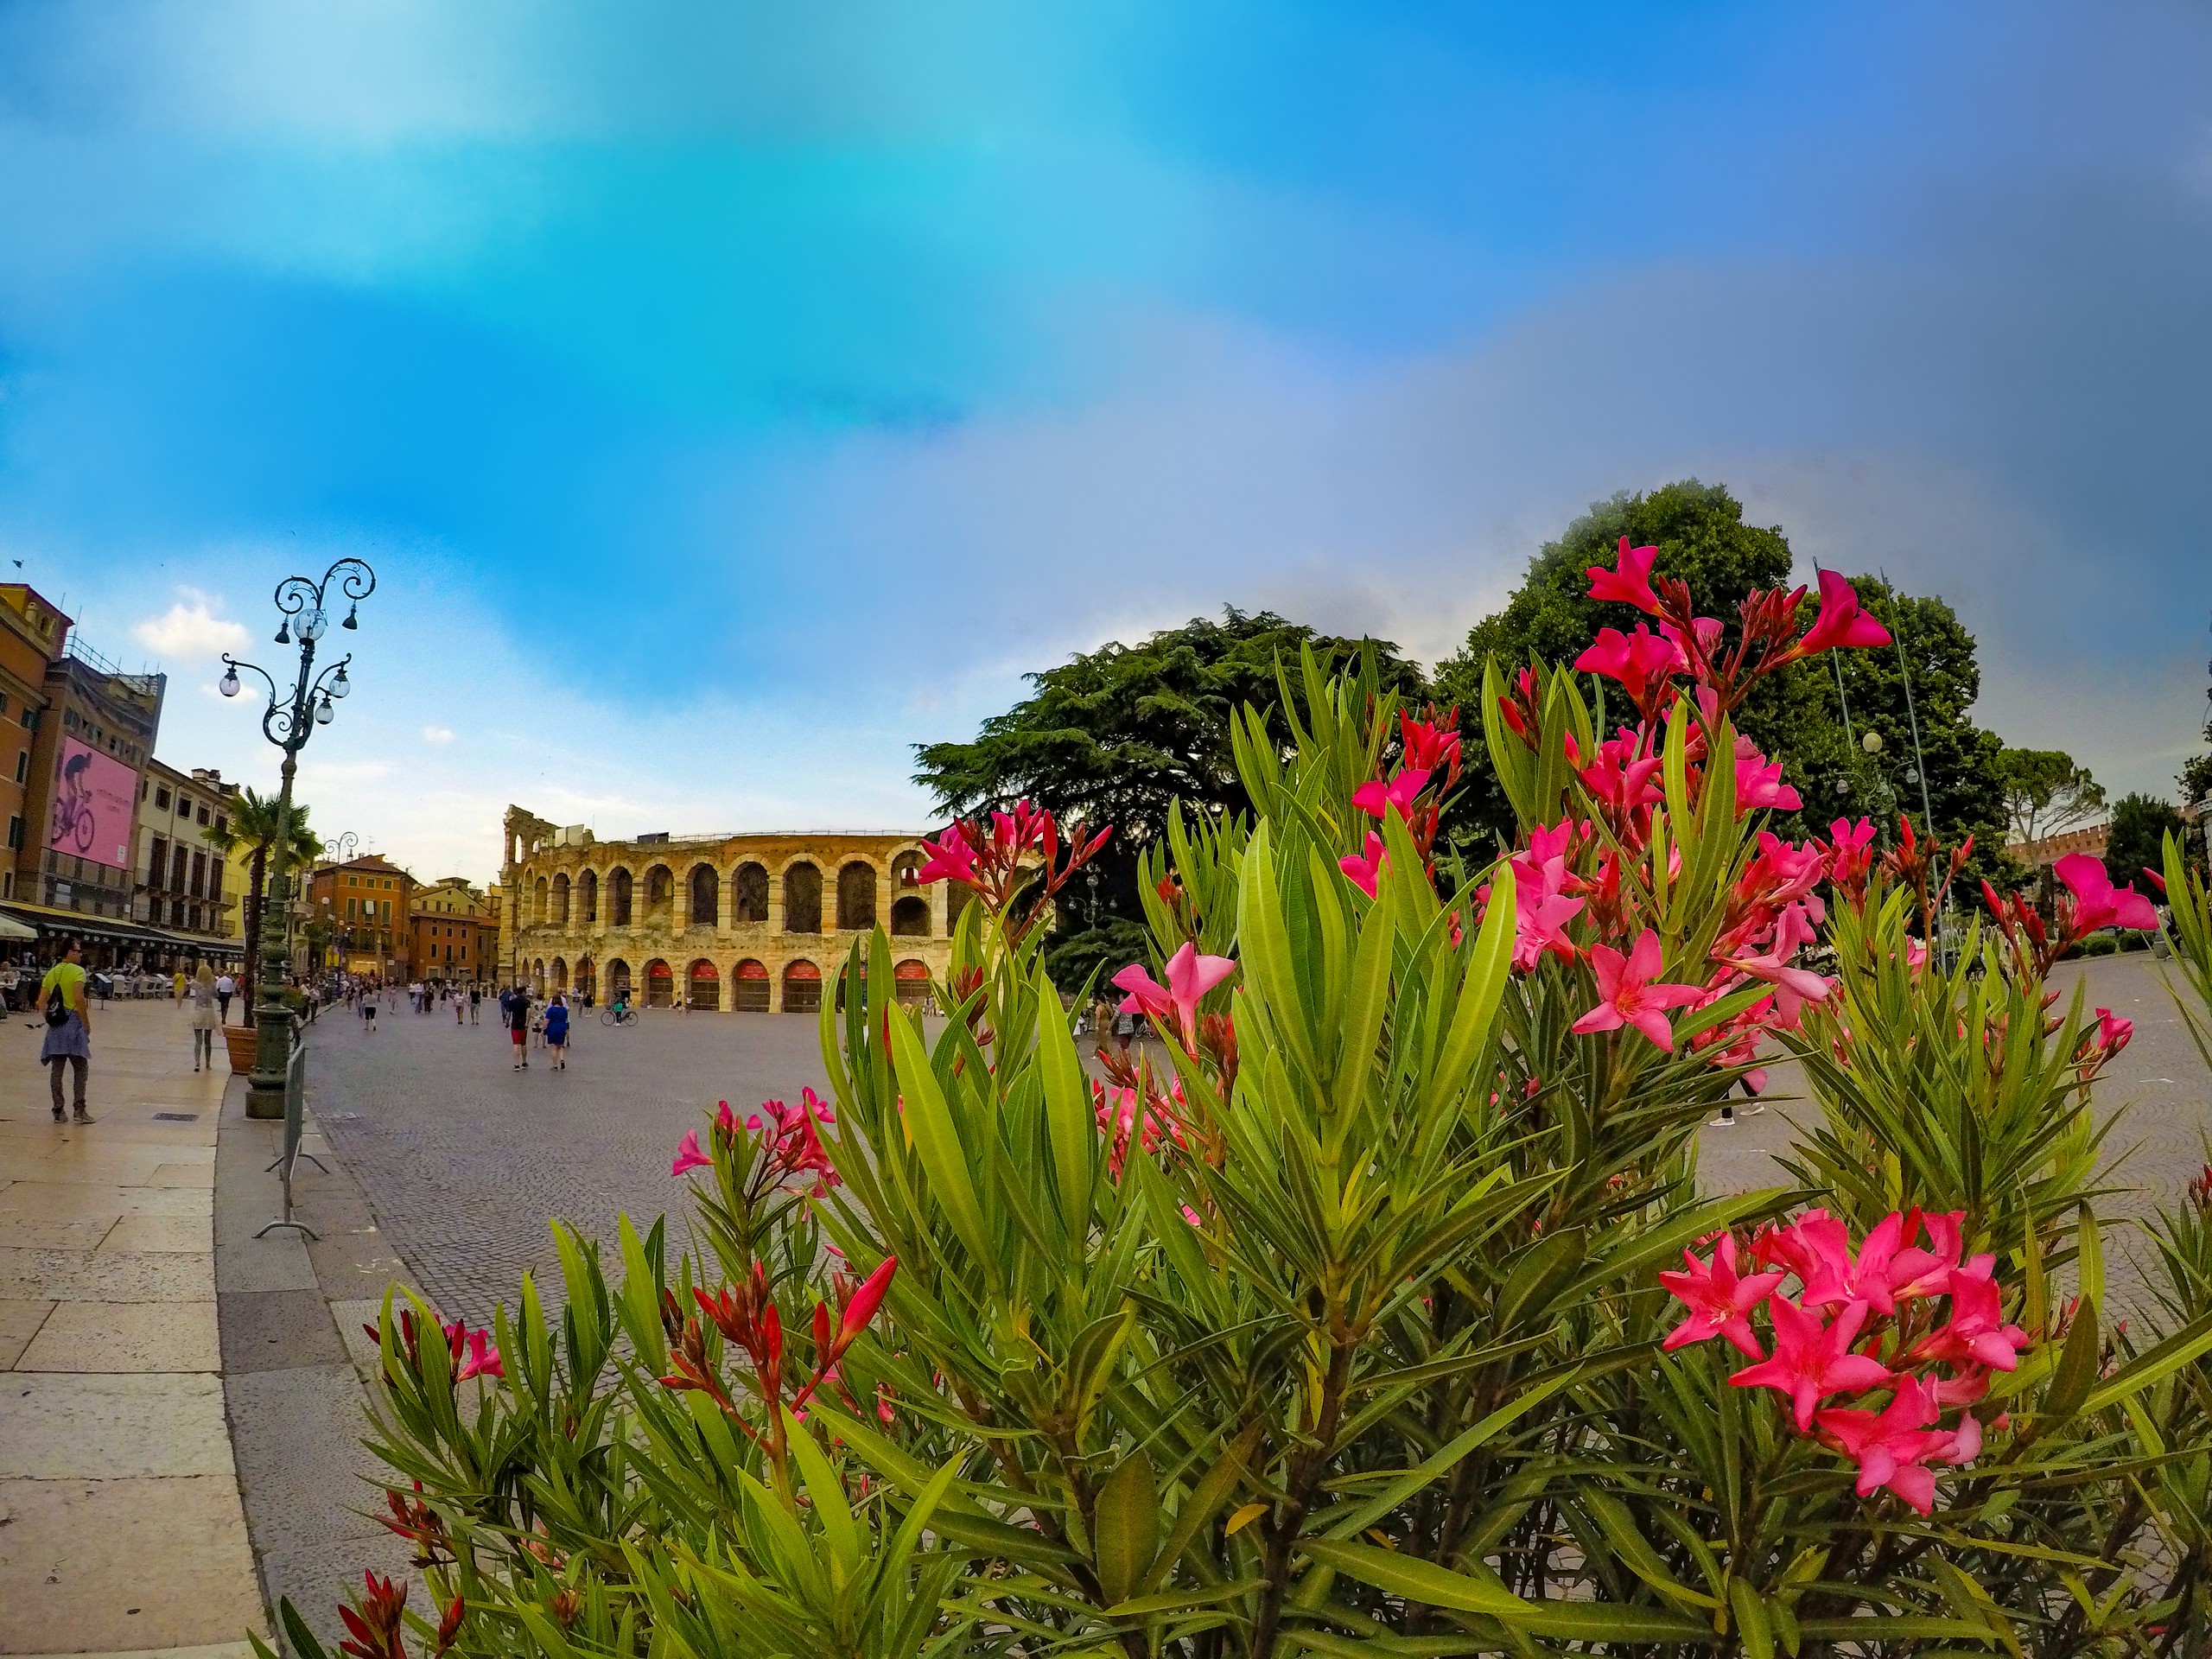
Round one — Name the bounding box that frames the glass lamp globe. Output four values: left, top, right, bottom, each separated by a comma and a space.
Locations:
314, 697, 334, 725
219, 668, 241, 697
300, 607, 327, 641
1861, 730, 1884, 754
328, 666, 350, 698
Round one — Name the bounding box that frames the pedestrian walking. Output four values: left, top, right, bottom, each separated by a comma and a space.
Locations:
214, 970, 236, 1024
454, 988, 465, 1025
363, 992, 378, 1033
1113, 1006, 1136, 1057
39, 939, 94, 1124
543, 993, 569, 1070
187, 963, 219, 1071
503, 983, 531, 1069
468, 984, 481, 1025
172, 968, 187, 1001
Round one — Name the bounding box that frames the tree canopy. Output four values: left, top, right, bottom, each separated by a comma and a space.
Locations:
2104, 791, 2183, 893
912, 607, 1428, 982
1994, 747, 2105, 846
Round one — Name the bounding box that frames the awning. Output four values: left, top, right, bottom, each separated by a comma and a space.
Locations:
0, 914, 35, 942
0, 903, 164, 947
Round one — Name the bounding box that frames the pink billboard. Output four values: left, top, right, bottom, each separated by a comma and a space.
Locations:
51, 738, 137, 868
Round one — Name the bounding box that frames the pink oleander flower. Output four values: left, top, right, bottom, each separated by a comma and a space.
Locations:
1796, 569, 1893, 656
1340, 830, 1386, 898
1910, 1268, 2030, 1372
1658, 614, 1726, 671
1399, 711, 1462, 772
1572, 929, 1707, 1050
2091, 1007, 2133, 1055
916, 822, 979, 886
1351, 766, 1432, 820
671, 1128, 711, 1177
1718, 947, 1834, 1027
1512, 865, 1586, 973
1574, 625, 1682, 709
1113, 942, 1236, 1037
1815, 1376, 1951, 1514
1733, 736, 1802, 814
1821, 817, 1878, 884
1731, 1296, 1896, 1433
2055, 853, 2158, 934
1585, 535, 1662, 613
1579, 733, 1665, 818
1658, 1233, 1785, 1357
456, 1329, 504, 1382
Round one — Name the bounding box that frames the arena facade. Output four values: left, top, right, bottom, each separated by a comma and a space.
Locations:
500, 805, 960, 1013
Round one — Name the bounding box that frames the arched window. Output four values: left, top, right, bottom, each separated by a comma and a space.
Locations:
688, 958, 720, 1010
531, 957, 546, 991
734, 862, 768, 923
575, 957, 596, 1000
607, 958, 632, 1001
645, 959, 674, 1008
781, 958, 822, 1014
893, 851, 924, 888
734, 957, 770, 1012
783, 862, 822, 934
836, 861, 877, 931
894, 958, 933, 1007
690, 864, 718, 929
551, 957, 568, 991
579, 869, 599, 924
890, 895, 930, 937
552, 873, 570, 925
610, 868, 632, 926
533, 877, 549, 925
644, 866, 674, 927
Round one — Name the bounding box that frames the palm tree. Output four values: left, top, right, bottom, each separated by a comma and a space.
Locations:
209, 787, 320, 1001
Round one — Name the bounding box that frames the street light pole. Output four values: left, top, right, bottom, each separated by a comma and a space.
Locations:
219, 557, 375, 1119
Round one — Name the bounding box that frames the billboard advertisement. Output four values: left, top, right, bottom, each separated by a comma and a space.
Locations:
51, 738, 137, 868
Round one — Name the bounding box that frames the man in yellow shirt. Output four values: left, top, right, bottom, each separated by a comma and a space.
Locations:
39, 938, 94, 1124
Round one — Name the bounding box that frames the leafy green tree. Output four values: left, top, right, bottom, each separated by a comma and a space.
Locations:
2105, 791, 2183, 893
1994, 748, 2106, 846
912, 608, 1427, 984
208, 787, 320, 999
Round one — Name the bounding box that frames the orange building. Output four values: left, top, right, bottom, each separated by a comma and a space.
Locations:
307, 854, 414, 981
0, 585, 67, 902
410, 876, 499, 985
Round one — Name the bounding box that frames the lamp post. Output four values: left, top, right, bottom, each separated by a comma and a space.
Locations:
219, 557, 375, 1119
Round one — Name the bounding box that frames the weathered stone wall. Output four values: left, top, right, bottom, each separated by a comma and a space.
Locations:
500, 807, 952, 1010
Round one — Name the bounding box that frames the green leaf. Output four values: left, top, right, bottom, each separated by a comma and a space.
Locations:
2041, 1297, 2100, 1422
780, 1409, 860, 1582
884, 1003, 995, 1274
1143, 1420, 1264, 1595
2080, 1312, 2212, 1416
1107, 1578, 1267, 1620
1094, 1452, 1160, 1608
1301, 1540, 1708, 1642
1730, 1579, 1776, 1659
1581, 1489, 1718, 1610
2075, 1206, 2104, 1313
615, 1211, 666, 1376
1037, 960, 1096, 1242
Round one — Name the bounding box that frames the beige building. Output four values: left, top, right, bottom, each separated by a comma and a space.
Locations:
130, 760, 245, 965
501, 806, 958, 1012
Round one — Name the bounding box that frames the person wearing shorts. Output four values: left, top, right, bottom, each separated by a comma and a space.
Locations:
362, 995, 378, 1032
505, 984, 531, 1068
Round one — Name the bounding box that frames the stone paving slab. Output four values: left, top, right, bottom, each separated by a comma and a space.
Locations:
0, 1001, 265, 1653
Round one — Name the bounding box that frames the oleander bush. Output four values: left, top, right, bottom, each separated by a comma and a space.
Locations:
270, 550, 2212, 1659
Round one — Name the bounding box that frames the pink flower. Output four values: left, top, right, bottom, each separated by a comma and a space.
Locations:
1574, 625, 1681, 708
714, 1100, 738, 1136
1585, 535, 1662, 613
1815, 1376, 1950, 1514
1351, 767, 1432, 820
1718, 949, 1834, 1027
670, 1129, 711, 1177
1514, 878, 1586, 973
916, 823, 979, 886
1571, 930, 1707, 1050
2055, 853, 2158, 934
1910, 1268, 2030, 1372
456, 1329, 504, 1382
1796, 570, 1893, 656
1658, 1234, 1785, 1357
1339, 831, 1386, 899
2091, 1007, 2133, 1054
1579, 733, 1665, 818
1731, 1296, 1896, 1433
1399, 712, 1462, 772
1821, 817, 1878, 886
1113, 942, 1235, 1036
1658, 614, 1726, 670
834, 1258, 897, 1354
1733, 737, 1802, 815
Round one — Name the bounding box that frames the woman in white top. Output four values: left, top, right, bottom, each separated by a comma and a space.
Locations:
187, 964, 220, 1071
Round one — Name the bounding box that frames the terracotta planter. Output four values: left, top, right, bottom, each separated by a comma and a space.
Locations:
222, 1025, 261, 1075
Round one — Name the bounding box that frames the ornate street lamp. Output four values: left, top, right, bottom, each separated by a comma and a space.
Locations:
219, 557, 375, 1119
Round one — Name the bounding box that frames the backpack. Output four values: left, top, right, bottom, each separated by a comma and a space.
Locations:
44, 974, 70, 1028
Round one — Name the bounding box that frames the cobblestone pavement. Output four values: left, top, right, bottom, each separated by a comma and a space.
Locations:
310, 955, 2212, 1329
308, 1003, 838, 1324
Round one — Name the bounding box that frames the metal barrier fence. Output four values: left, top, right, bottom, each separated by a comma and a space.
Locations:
257, 1020, 327, 1240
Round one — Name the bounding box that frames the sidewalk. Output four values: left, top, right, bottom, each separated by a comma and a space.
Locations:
0, 997, 264, 1656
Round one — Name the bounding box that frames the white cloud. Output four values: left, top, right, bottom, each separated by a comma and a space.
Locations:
131, 588, 250, 659
422, 725, 455, 744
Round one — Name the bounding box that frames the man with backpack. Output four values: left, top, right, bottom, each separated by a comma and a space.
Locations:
40, 939, 94, 1124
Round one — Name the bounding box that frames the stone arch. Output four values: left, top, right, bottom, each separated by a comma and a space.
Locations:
894, 957, 933, 1007
734, 861, 768, 923
610, 868, 633, 927
946, 882, 975, 935
836, 860, 877, 931
532, 877, 549, 925
689, 863, 719, 929
552, 873, 570, 925
643, 865, 675, 928
575, 956, 596, 1001
579, 868, 599, 924
890, 895, 930, 937
531, 957, 546, 992
645, 958, 674, 1008
551, 957, 569, 992
607, 958, 632, 1002
783, 861, 822, 934
892, 849, 925, 889
688, 957, 720, 1010
733, 957, 770, 1012
782, 958, 822, 1014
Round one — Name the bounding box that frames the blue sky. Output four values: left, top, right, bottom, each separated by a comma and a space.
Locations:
3, 1, 2208, 877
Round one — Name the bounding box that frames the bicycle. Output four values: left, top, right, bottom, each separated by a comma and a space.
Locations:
601, 1004, 639, 1027
50, 786, 95, 855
